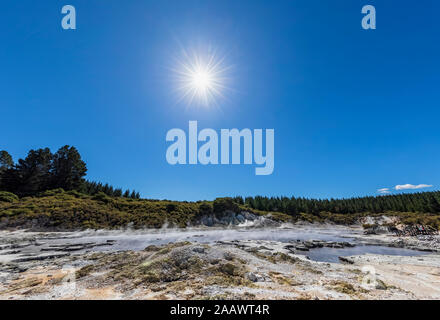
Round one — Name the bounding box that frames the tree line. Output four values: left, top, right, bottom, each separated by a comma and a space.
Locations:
0, 147, 140, 199
231, 192, 440, 215
2, 146, 439, 213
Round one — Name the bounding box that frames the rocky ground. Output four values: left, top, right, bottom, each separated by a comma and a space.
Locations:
0, 226, 439, 300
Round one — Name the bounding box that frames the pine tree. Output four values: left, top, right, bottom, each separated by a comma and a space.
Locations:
51, 146, 87, 191
14, 148, 53, 196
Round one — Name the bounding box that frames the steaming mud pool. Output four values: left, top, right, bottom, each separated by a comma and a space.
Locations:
0, 224, 439, 300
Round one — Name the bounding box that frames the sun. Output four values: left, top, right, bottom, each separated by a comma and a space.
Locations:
173, 50, 230, 107
191, 69, 212, 91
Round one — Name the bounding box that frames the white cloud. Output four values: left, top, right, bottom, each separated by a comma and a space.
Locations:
394, 184, 433, 191
377, 188, 390, 194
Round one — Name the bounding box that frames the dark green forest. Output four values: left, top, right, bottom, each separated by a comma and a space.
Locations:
233, 192, 440, 216
1, 146, 440, 216
0, 147, 140, 199
1, 146, 440, 230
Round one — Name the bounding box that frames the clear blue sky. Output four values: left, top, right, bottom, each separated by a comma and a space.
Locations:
1, 1, 439, 201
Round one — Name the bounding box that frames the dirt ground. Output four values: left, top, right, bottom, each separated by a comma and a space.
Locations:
1, 234, 439, 300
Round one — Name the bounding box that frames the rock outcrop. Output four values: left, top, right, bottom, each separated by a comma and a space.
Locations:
197, 211, 265, 227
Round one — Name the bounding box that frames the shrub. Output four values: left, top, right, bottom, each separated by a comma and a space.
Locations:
92, 192, 112, 204
166, 203, 177, 213
82, 220, 100, 230
39, 188, 65, 197
0, 191, 19, 203
265, 211, 292, 222
213, 197, 240, 217
0, 208, 33, 217
66, 190, 85, 198
198, 202, 213, 216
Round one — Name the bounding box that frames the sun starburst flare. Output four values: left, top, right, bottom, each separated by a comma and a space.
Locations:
172, 50, 230, 107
